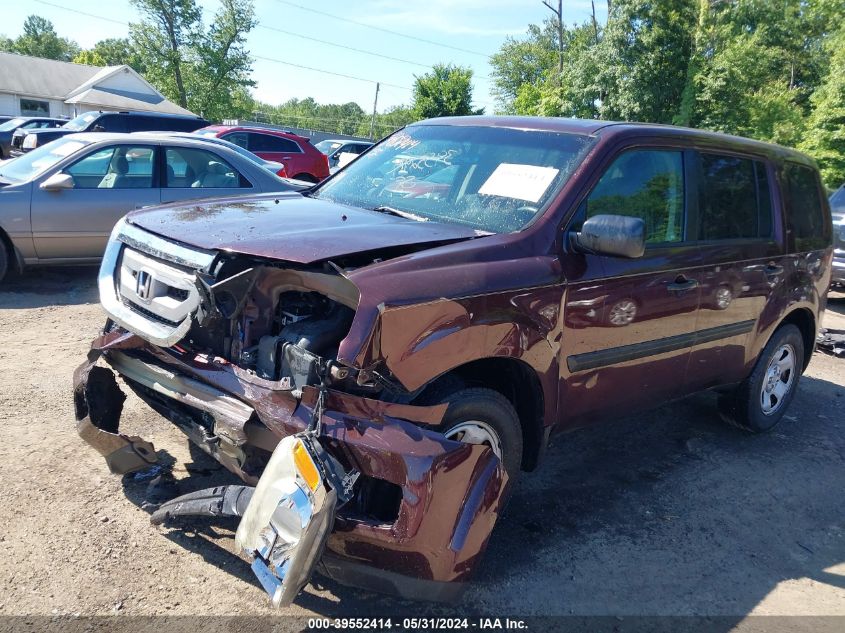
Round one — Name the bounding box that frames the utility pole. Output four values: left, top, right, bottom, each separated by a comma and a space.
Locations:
542, 0, 563, 77
369, 82, 380, 140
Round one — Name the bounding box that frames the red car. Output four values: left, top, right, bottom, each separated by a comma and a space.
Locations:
195, 125, 330, 183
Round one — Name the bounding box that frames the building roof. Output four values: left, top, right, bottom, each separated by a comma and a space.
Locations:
0, 51, 195, 116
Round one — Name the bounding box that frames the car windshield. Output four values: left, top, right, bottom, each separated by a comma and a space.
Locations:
0, 137, 89, 182
830, 185, 845, 211
313, 124, 594, 233
0, 118, 26, 131
315, 140, 343, 154
62, 112, 99, 131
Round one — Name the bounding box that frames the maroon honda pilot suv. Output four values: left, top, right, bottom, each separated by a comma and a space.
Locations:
75, 117, 834, 605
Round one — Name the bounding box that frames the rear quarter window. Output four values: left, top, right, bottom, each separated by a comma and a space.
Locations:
696, 153, 773, 240
783, 162, 832, 252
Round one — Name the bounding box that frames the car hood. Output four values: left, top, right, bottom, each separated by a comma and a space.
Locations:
127, 192, 481, 263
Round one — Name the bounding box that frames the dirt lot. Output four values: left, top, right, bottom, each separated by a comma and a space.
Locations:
0, 267, 843, 622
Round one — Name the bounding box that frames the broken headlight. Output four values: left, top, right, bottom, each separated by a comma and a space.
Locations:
234, 434, 340, 607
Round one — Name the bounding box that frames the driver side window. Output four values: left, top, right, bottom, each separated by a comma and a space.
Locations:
586, 149, 685, 244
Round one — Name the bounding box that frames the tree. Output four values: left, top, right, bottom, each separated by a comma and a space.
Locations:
91, 38, 146, 73
800, 29, 845, 188
130, 0, 203, 109
5, 15, 79, 61
489, 22, 558, 113
73, 50, 106, 66
130, 0, 255, 119
412, 64, 482, 119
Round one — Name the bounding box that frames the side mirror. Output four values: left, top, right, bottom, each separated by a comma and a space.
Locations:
573, 214, 645, 258
40, 173, 75, 191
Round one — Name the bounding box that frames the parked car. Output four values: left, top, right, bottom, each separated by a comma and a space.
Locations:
0, 132, 303, 282
10, 110, 209, 157
74, 117, 832, 606
0, 116, 66, 158
830, 184, 845, 287
315, 138, 373, 169
195, 125, 330, 182
135, 131, 289, 178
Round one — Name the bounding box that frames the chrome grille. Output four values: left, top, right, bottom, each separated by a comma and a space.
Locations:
99, 219, 217, 347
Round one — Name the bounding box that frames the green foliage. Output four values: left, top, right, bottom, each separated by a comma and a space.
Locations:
800, 30, 845, 188
73, 50, 106, 66
1, 15, 79, 61
412, 64, 482, 120
490, 0, 845, 185
489, 22, 558, 113
88, 38, 147, 74
130, 0, 255, 119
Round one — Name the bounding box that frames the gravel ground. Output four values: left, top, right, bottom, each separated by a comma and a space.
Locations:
0, 267, 843, 623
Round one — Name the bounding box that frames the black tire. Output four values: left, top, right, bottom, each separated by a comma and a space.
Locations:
718, 324, 804, 433
437, 387, 523, 486
292, 173, 319, 184
0, 238, 8, 284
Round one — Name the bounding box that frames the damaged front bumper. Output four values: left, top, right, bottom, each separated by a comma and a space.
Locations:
74, 329, 508, 603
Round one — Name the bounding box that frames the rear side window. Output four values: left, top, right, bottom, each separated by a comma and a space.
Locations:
697, 154, 773, 240
249, 133, 301, 153
586, 149, 685, 244
783, 162, 831, 251
96, 115, 127, 133
164, 147, 251, 189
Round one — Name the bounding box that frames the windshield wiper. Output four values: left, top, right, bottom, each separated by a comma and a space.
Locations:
371, 205, 428, 222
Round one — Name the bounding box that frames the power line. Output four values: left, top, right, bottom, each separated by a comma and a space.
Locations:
32, 1, 414, 92
272, 0, 492, 58
257, 24, 431, 70
253, 54, 412, 91
34, 0, 127, 25
257, 22, 492, 81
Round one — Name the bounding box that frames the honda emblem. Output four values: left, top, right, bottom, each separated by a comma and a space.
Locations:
136, 270, 153, 301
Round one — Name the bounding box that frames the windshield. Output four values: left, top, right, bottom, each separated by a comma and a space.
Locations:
315, 140, 343, 154
0, 118, 25, 132
313, 124, 593, 233
0, 137, 89, 182
62, 112, 99, 131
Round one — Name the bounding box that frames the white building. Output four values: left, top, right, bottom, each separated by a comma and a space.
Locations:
0, 51, 195, 118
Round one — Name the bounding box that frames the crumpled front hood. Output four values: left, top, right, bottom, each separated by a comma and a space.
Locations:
127, 193, 479, 263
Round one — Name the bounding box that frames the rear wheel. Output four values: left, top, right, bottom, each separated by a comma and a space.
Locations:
292, 173, 318, 184
718, 324, 804, 432
0, 239, 9, 284
438, 387, 523, 486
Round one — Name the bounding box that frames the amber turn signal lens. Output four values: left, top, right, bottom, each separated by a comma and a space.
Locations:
293, 440, 320, 491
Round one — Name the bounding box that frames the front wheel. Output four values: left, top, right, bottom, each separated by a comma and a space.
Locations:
438, 388, 523, 485
718, 324, 805, 432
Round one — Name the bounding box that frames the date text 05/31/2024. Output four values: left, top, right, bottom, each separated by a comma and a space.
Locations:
307, 618, 529, 630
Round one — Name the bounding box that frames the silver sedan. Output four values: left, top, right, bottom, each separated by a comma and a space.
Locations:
0, 133, 307, 282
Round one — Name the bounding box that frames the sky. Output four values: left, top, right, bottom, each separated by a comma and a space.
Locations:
10, 0, 608, 114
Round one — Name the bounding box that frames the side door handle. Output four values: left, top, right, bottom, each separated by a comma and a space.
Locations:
667, 276, 699, 294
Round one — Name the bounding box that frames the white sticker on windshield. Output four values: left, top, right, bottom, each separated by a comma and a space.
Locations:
478, 163, 559, 202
